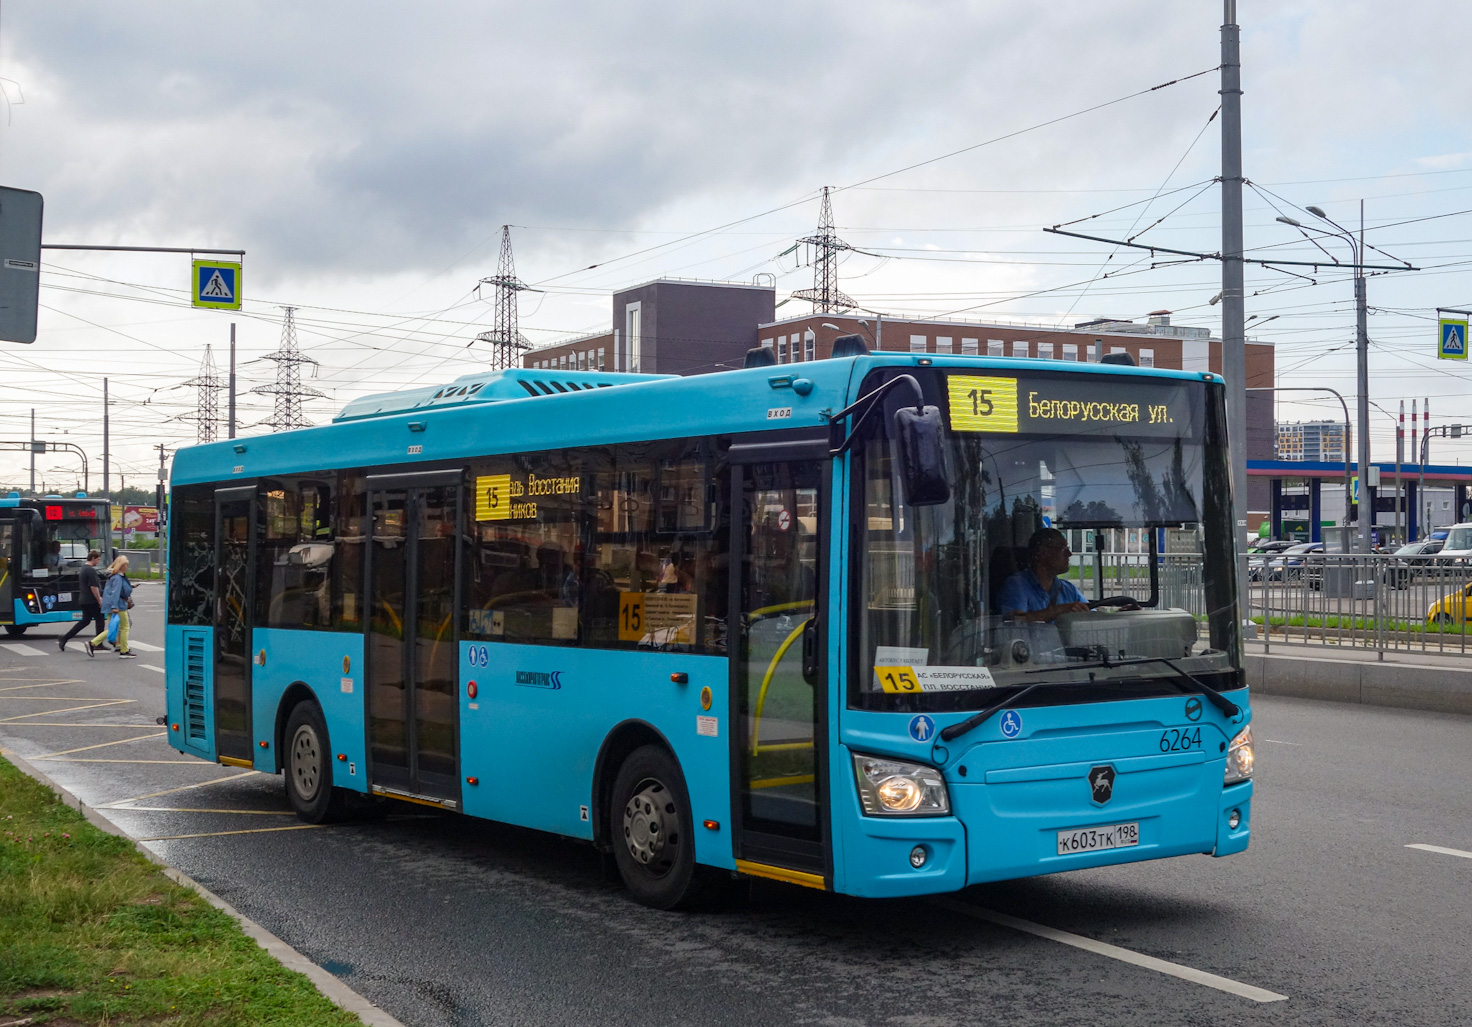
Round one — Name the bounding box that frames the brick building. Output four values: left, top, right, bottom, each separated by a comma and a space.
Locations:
525, 278, 774, 375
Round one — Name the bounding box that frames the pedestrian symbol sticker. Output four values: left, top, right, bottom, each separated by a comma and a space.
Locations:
192, 259, 242, 310
908, 715, 935, 742
999, 709, 1023, 739
1439, 318, 1468, 361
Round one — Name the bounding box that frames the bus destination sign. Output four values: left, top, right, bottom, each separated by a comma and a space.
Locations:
945, 374, 1197, 438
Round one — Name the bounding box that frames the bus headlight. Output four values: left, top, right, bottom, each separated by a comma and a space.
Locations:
853, 754, 950, 816
1224, 725, 1254, 783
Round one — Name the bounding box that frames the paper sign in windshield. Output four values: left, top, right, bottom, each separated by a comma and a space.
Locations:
874, 665, 998, 693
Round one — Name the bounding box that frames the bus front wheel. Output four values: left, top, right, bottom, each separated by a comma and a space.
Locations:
283, 701, 346, 824
3, 624, 27, 637
610, 745, 704, 910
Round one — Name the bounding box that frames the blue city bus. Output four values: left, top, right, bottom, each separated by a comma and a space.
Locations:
164, 344, 1253, 907
0, 492, 109, 636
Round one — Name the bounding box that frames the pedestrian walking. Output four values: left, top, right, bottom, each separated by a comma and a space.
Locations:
58, 550, 105, 652
87, 555, 136, 659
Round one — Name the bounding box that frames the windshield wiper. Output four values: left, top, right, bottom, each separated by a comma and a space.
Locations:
1034, 654, 1240, 719
938, 681, 1067, 743
936, 655, 1239, 746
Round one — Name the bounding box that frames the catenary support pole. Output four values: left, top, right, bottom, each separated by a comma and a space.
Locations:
102, 378, 112, 558
228, 322, 237, 440
1220, 0, 1250, 618
1355, 199, 1370, 553
29, 409, 35, 494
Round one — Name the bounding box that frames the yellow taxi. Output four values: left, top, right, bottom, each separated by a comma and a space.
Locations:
1426, 584, 1472, 625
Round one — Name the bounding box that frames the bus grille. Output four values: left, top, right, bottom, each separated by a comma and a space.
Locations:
183, 631, 208, 743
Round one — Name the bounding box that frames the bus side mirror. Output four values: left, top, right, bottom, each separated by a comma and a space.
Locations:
893, 405, 951, 506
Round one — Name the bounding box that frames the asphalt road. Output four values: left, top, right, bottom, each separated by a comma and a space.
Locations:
3, 587, 1469, 1026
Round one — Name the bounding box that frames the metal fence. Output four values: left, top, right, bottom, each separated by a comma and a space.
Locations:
118, 548, 163, 578
1248, 552, 1472, 658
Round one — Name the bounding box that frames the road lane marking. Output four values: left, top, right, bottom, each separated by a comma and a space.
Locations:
126, 641, 164, 652
0, 643, 47, 656
41, 758, 215, 764
100, 770, 260, 807
932, 899, 1289, 1003
112, 806, 297, 815
142, 665, 164, 674
137, 824, 323, 842
0, 679, 86, 692
1, 699, 135, 722
1406, 843, 1472, 860
33, 731, 167, 759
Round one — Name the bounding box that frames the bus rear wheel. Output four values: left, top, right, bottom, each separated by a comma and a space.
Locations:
610, 745, 705, 910
283, 701, 346, 824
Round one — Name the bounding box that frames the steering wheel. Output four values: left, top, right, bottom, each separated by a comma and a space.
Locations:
1089, 596, 1142, 611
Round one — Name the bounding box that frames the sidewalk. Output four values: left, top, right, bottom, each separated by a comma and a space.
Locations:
1246, 641, 1472, 715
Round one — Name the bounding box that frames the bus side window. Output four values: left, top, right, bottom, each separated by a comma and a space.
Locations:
466, 451, 584, 643
333, 474, 365, 630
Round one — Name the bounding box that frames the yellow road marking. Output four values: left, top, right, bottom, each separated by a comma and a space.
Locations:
40, 758, 216, 764
100, 770, 260, 808
0, 721, 161, 727
0, 679, 86, 692
33, 732, 167, 759
110, 806, 295, 815
137, 824, 322, 842
1, 699, 135, 723
0, 695, 136, 700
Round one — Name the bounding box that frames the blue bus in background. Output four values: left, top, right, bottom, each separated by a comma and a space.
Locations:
1, 492, 108, 636
164, 343, 1254, 908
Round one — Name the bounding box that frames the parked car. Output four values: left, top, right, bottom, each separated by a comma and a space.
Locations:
1436, 523, 1472, 563
1383, 539, 1445, 588
1267, 542, 1322, 583
1426, 582, 1472, 625
1248, 539, 1298, 581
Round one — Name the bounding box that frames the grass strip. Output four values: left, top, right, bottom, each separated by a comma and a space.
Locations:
0, 754, 362, 1026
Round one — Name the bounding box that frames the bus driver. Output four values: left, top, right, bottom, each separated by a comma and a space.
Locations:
999, 527, 1090, 624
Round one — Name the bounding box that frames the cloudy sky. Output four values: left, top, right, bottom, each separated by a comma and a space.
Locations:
0, 1, 1469, 489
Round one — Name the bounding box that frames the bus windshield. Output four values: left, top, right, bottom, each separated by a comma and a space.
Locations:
854, 371, 1238, 711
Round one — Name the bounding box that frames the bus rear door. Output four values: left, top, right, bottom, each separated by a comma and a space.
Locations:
729, 441, 831, 887
364, 471, 463, 807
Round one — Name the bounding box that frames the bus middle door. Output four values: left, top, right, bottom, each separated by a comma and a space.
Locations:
212, 485, 258, 766
364, 471, 463, 807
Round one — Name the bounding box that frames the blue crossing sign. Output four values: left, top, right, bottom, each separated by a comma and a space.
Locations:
1439, 318, 1467, 361
192, 259, 242, 310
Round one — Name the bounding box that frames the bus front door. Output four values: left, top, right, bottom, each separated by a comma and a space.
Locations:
365, 475, 462, 805
731, 456, 830, 883
213, 486, 257, 766
0, 519, 14, 627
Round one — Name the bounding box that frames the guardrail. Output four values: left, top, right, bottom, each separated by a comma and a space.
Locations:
1249, 552, 1472, 658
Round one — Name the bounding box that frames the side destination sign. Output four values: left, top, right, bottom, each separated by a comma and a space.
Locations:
946, 374, 1197, 438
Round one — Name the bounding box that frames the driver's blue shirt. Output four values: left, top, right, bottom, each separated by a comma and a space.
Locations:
998, 568, 1086, 616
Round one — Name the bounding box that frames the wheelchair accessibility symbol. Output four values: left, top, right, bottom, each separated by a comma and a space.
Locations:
999, 709, 1023, 739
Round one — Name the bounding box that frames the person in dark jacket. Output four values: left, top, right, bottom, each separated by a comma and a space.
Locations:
59, 550, 105, 652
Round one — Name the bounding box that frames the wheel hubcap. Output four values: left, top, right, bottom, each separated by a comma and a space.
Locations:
291, 724, 321, 802
623, 779, 678, 877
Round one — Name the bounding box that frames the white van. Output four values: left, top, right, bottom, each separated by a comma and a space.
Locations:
1437, 522, 1472, 562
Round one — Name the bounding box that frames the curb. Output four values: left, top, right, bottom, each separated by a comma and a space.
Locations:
2, 747, 407, 1027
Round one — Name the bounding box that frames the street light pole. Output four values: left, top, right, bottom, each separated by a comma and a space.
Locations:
1221, 0, 1250, 619
1249, 387, 1353, 544
1306, 203, 1370, 554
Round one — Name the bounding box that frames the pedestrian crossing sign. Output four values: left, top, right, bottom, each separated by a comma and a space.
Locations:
1439, 317, 1468, 360
192, 259, 242, 310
